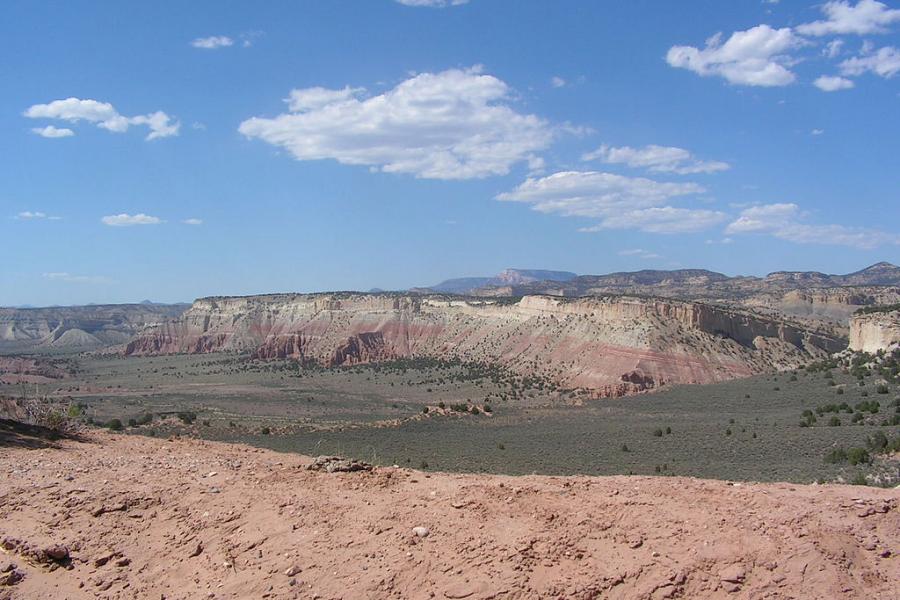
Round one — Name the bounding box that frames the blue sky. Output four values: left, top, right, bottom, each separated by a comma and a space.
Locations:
2, 0, 899, 306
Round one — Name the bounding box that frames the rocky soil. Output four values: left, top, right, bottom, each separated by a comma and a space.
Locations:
1, 429, 897, 599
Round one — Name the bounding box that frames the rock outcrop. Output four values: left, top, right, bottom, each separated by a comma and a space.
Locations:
125, 293, 844, 395
0, 303, 189, 352
849, 308, 900, 353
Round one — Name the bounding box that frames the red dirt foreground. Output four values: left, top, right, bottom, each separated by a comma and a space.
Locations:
0, 431, 897, 600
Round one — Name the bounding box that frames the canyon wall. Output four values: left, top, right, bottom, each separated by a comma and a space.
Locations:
849, 309, 900, 353
0, 304, 188, 352
125, 294, 845, 396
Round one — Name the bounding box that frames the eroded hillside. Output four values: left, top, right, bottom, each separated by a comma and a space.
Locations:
125, 294, 844, 396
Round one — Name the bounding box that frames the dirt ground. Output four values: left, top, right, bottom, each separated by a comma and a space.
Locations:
0, 428, 897, 600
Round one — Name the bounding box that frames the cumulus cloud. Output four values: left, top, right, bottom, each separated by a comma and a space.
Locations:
191, 35, 234, 49
666, 25, 801, 86
101, 213, 163, 227
840, 45, 900, 78
811, 128, 826, 135
24, 98, 180, 140
183, 218, 203, 225
582, 144, 730, 175
797, 0, 900, 36
550, 76, 567, 88
239, 67, 554, 180
395, 0, 469, 6
497, 171, 723, 234
43, 272, 112, 284
813, 74, 856, 90
31, 125, 74, 138
725, 203, 899, 249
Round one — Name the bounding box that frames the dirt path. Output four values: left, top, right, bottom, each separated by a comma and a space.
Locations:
0, 430, 897, 599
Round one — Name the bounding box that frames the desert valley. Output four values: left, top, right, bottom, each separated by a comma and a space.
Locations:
5, 1, 900, 597
2, 263, 900, 598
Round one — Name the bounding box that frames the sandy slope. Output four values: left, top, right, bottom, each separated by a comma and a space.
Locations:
0, 430, 897, 600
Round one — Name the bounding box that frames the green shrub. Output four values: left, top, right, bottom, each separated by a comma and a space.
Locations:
846, 447, 871, 465
653, 428, 663, 437
106, 418, 123, 431
828, 416, 842, 427
824, 447, 847, 464
260, 426, 271, 435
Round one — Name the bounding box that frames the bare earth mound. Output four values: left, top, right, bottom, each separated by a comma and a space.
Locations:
0, 432, 897, 599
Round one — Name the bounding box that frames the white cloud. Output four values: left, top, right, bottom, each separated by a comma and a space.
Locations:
31, 125, 74, 138
550, 76, 567, 88
583, 144, 730, 175
191, 35, 234, 49
15, 211, 61, 221
395, 0, 469, 6
797, 0, 900, 36
101, 213, 163, 227
840, 45, 900, 78
582, 207, 727, 234
618, 248, 662, 259
725, 203, 899, 249
813, 75, 856, 90
705, 237, 734, 245
183, 218, 203, 225
666, 25, 801, 86
24, 98, 180, 140
824, 39, 846, 58
43, 272, 112, 284
497, 171, 723, 234
811, 128, 826, 135
239, 67, 554, 180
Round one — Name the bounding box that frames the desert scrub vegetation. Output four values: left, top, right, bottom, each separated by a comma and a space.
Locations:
2, 394, 85, 436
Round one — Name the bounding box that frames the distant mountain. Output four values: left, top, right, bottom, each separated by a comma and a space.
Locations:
423, 268, 577, 295
0, 302, 190, 353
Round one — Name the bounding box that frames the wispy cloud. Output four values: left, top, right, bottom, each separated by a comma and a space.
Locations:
101, 213, 163, 227
725, 203, 899, 249
15, 211, 61, 221
182, 218, 203, 225
43, 272, 113, 284
395, 0, 469, 7
191, 35, 234, 49
583, 144, 730, 175
498, 171, 725, 234
618, 248, 662, 259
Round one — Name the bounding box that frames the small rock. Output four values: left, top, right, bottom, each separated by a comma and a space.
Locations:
719, 564, 746, 584
284, 565, 302, 577
412, 526, 430, 538
188, 543, 203, 558
44, 544, 69, 561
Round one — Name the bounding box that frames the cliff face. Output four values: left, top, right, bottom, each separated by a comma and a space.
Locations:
849, 310, 900, 353
125, 294, 845, 396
